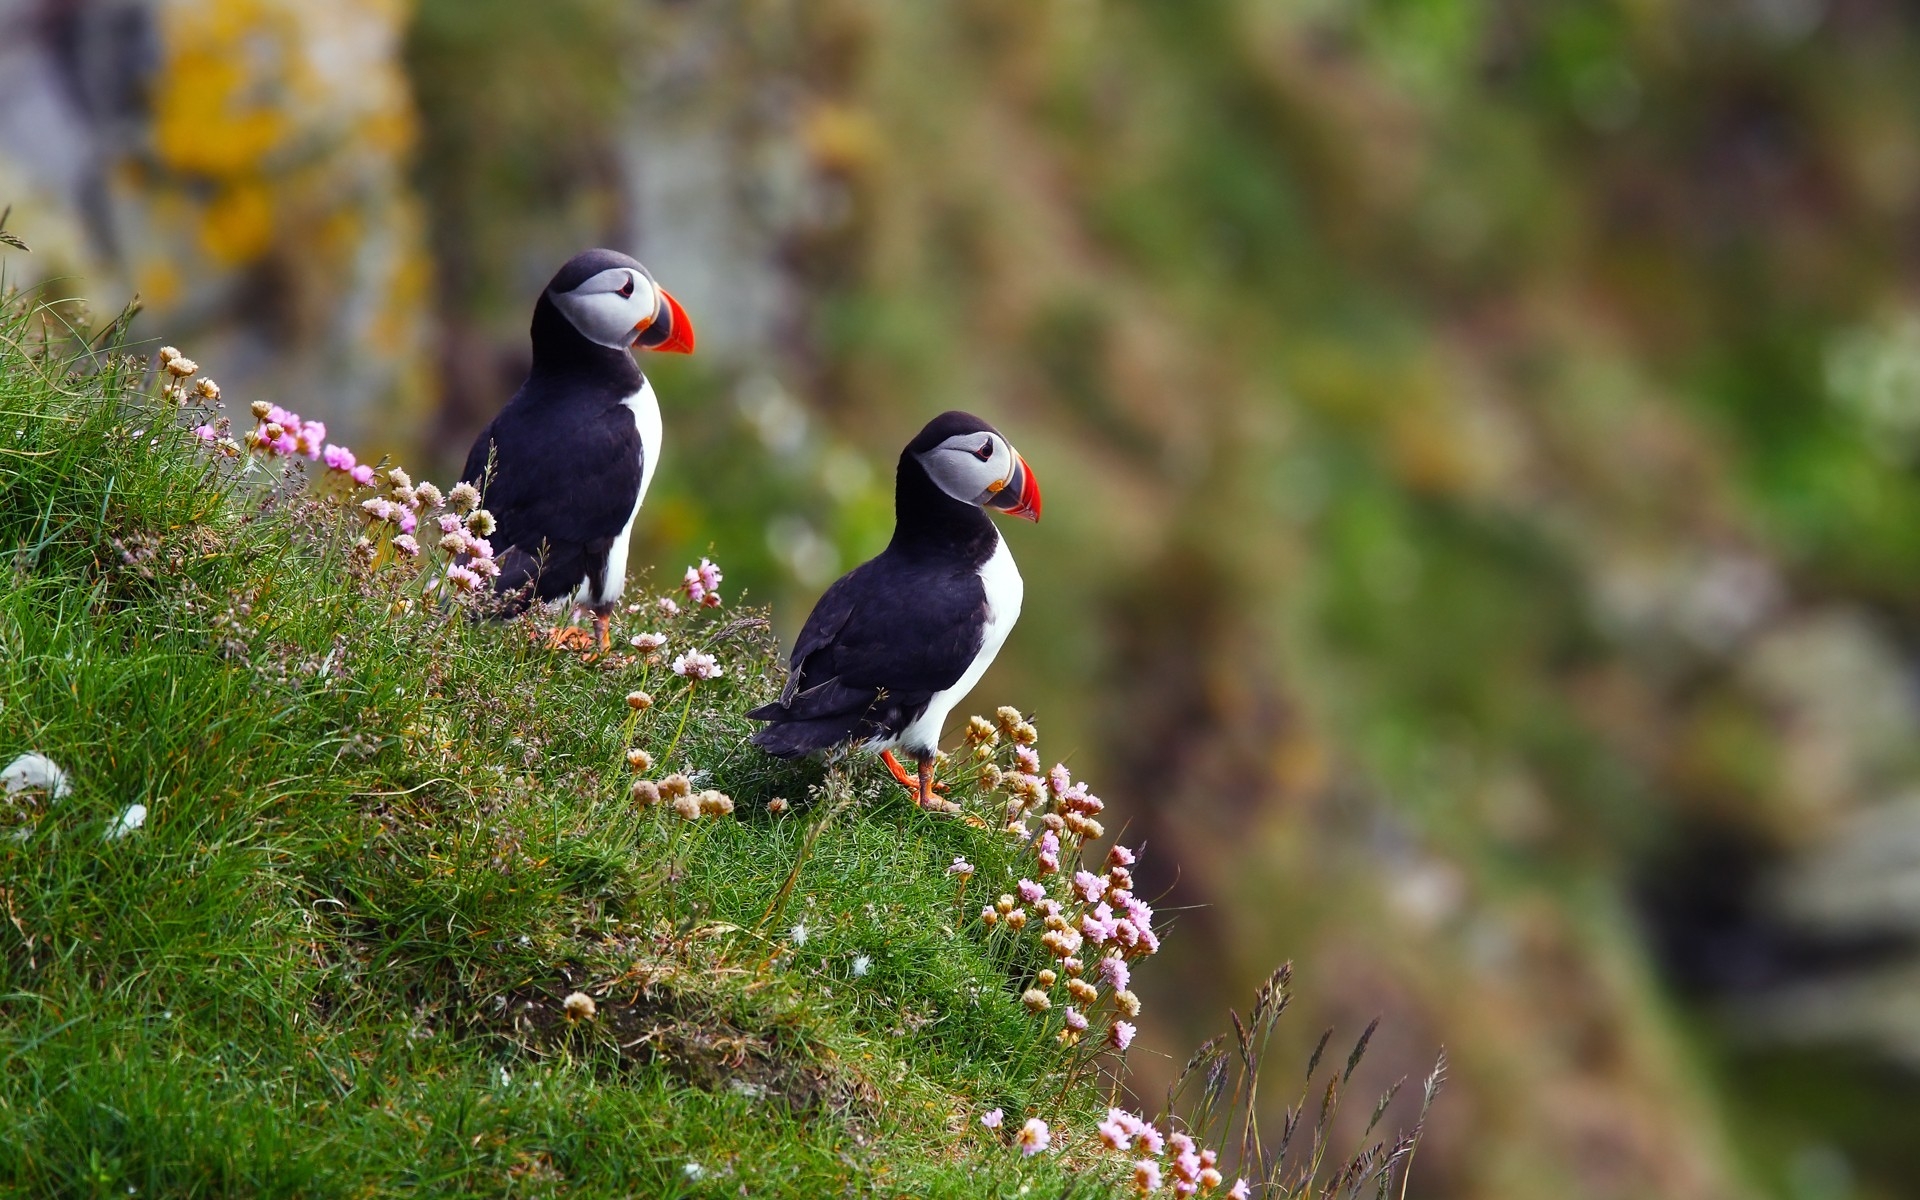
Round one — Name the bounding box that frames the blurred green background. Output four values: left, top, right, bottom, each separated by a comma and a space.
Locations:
7, 0, 1920, 1195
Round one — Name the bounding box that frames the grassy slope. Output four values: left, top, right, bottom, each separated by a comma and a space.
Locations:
0, 294, 1124, 1197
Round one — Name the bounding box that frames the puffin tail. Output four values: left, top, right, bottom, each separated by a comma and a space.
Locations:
747, 712, 865, 760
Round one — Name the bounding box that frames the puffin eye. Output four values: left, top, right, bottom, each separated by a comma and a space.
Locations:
618, 276, 636, 299
972, 441, 994, 462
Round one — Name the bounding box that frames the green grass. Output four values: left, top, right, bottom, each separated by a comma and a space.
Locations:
0, 288, 1126, 1197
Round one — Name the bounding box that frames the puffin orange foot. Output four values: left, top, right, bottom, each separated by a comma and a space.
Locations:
544, 626, 598, 652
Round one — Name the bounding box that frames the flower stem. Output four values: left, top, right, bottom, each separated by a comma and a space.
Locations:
659, 681, 697, 767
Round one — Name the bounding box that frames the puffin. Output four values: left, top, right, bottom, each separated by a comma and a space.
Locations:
459, 248, 694, 651
748, 410, 1042, 807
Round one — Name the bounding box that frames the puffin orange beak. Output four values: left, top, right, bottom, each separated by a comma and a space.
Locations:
987, 452, 1042, 522
636, 286, 696, 354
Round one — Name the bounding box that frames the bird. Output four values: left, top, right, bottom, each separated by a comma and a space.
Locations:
458, 248, 694, 652
748, 410, 1042, 808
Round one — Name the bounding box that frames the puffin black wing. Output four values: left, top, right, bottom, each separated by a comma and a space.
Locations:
747, 554, 988, 758
461, 394, 644, 610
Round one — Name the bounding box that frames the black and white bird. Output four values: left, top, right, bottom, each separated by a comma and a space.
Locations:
459, 249, 694, 651
748, 410, 1042, 807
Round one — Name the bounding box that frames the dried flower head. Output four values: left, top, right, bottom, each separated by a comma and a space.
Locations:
671, 794, 702, 820
631, 780, 662, 807
627, 748, 653, 771
193, 377, 220, 399
165, 356, 198, 378
696, 789, 734, 817
466, 509, 497, 537
447, 481, 481, 514
1021, 988, 1051, 1014
387, 467, 412, 491
768, 797, 790, 814
249, 399, 271, 419
1114, 989, 1142, 1018
1005, 910, 1027, 931
995, 705, 1025, 735
562, 991, 596, 1021
413, 481, 443, 508
1036, 969, 1057, 989
158, 346, 181, 364
1068, 978, 1099, 1005
980, 907, 998, 926
626, 691, 653, 711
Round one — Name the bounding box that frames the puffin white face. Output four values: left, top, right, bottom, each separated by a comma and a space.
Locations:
915, 430, 1043, 521
549, 267, 661, 350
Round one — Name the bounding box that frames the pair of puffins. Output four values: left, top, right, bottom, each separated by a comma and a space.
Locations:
461, 249, 1041, 806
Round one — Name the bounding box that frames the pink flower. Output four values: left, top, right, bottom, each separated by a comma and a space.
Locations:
1079, 910, 1115, 944
349, 464, 375, 486
271, 430, 298, 456
1108, 844, 1136, 868
980, 1108, 1003, 1130
1133, 1160, 1162, 1195
1134, 1123, 1165, 1156
392, 534, 420, 557
1073, 870, 1105, 904
657, 596, 680, 618
947, 856, 974, 878
1228, 1179, 1251, 1200
193, 424, 217, 442
1017, 1118, 1050, 1157
445, 565, 485, 592
1016, 879, 1045, 905
681, 557, 723, 605
322, 444, 354, 471
1109, 1020, 1136, 1050
397, 508, 417, 535
630, 632, 666, 652
1099, 956, 1130, 992
1063, 1007, 1088, 1032
1015, 745, 1040, 774
467, 536, 495, 561
1098, 1115, 1130, 1151
437, 513, 463, 534
1122, 895, 1154, 930
1048, 763, 1072, 795
1036, 830, 1060, 875
1173, 1182, 1197, 1199
671, 650, 723, 681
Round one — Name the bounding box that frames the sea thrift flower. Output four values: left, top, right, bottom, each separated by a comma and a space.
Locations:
1004, 910, 1027, 930
193, 424, 217, 442
1021, 988, 1051, 1013
1133, 1161, 1163, 1195
1109, 844, 1136, 868
1048, 763, 1072, 795
1073, 870, 1105, 904
1099, 957, 1130, 992
1133, 1122, 1165, 1156
1017, 879, 1045, 905
1227, 1180, 1250, 1199
466, 509, 497, 537
1068, 978, 1098, 1005
965, 715, 997, 745
672, 650, 722, 680
626, 691, 653, 711
1041, 928, 1082, 959
1063, 1007, 1088, 1033
447, 482, 481, 513
697, 789, 734, 816
947, 856, 974, 879
1036, 969, 1057, 988
1036, 830, 1061, 875
1014, 745, 1041, 775
1115, 989, 1142, 1017
657, 596, 680, 618
1199, 1167, 1224, 1191
768, 797, 790, 814
164, 355, 197, 377
627, 749, 653, 771
414, 481, 443, 508
681, 557, 723, 605
349, 463, 375, 485
995, 705, 1025, 735
630, 632, 666, 653
1099, 1114, 1131, 1151
981, 1108, 1003, 1130
391, 534, 420, 557
1017, 1118, 1050, 1156
631, 780, 661, 807
671, 794, 701, 820
1109, 1020, 1136, 1050
660, 774, 692, 799
562, 992, 596, 1021
323, 444, 356, 472
445, 565, 485, 592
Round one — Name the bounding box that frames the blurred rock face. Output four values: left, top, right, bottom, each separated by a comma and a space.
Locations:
0, 0, 432, 447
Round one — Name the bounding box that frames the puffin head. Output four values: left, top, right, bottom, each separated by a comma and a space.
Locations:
907, 410, 1042, 522
543, 248, 695, 355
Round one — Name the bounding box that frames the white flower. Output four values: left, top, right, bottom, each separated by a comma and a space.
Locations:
2, 752, 71, 799
789, 923, 808, 947
106, 803, 147, 841
851, 954, 872, 977
683, 1162, 705, 1181
630, 632, 667, 652
671, 650, 723, 681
